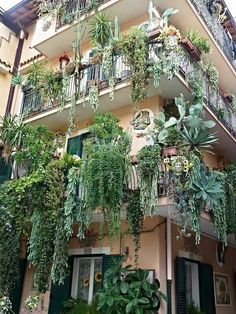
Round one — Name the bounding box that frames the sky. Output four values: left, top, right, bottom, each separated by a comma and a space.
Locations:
0, 0, 235, 16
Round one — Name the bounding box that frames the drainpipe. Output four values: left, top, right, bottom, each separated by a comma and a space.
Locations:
5, 29, 25, 115
166, 217, 172, 314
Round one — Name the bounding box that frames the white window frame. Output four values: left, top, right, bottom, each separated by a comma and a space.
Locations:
71, 256, 102, 304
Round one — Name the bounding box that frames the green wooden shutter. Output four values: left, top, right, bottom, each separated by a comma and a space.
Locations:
48, 256, 73, 314
199, 263, 216, 314
10, 258, 27, 314
0, 157, 11, 184
175, 257, 187, 314
102, 255, 122, 282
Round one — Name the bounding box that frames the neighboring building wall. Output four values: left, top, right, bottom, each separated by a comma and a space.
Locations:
0, 21, 18, 115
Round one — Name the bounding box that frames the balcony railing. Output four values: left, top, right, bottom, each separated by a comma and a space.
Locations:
190, 0, 236, 67
125, 162, 170, 197
56, 0, 110, 30
21, 41, 236, 137
177, 47, 236, 137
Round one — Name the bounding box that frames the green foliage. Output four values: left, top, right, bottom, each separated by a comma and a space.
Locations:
63, 298, 98, 314
187, 303, 205, 314
81, 113, 131, 236
0, 115, 27, 160
0, 208, 20, 294
187, 30, 211, 54
120, 28, 148, 103
126, 191, 144, 265
52, 167, 80, 284
89, 85, 99, 111
137, 145, 161, 215
203, 61, 219, 90
97, 261, 166, 314
224, 166, 236, 235
0, 115, 56, 173
90, 12, 113, 48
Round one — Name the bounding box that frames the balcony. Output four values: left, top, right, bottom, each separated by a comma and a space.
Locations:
189, 0, 236, 68
31, 0, 156, 59
22, 39, 236, 138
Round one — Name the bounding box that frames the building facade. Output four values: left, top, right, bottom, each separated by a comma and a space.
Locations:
0, 0, 236, 313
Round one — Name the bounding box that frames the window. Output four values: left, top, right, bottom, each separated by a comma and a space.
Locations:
176, 257, 216, 314
67, 132, 90, 158
71, 257, 103, 304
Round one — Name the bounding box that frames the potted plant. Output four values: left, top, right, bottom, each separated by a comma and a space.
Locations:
98, 261, 167, 313
59, 54, 70, 70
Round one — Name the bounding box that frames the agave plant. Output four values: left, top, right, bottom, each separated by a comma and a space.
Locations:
191, 169, 223, 207
181, 125, 217, 153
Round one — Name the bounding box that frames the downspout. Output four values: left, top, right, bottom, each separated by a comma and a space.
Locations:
166, 217, 172, 314
5, 29, 25, 115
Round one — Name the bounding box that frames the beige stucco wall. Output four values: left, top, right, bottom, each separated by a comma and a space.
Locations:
171, 224, 236, 314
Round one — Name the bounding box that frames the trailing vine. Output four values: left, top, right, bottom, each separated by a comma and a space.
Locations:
89, 85, 99, 111
121, 28, 148, 103
126, 191, 144, 265
137, 145, 161, 215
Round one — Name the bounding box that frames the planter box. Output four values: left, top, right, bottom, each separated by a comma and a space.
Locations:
87, 79, 101, 88
162, 146, 179, 157
99, 80, 109, 89
181, 37, 201, 61
223, 93, 233, 103
148, 27, 161, 40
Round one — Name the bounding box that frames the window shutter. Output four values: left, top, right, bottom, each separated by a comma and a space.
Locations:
67, 135, 83, 157
10, 258, 27, 314
102, 254, 122, 281
0, 157, 11, 184
48, 256, 73, 314
199, 263, 216, 314
175, 257, 187, 314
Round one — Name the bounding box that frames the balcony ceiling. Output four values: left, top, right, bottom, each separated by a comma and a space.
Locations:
32, 0, 155, 59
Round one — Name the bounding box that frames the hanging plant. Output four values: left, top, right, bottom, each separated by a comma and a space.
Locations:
52, 167, 80, 284
89, 85, 99, 111
126, 191, 144, 265
120, 28, 148, 104
137, 144, 161, 215
0, 208, 20, 295
80, 113, 131, 236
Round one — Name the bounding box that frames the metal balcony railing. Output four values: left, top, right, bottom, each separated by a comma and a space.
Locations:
21, 41, 236, 137
190, 0, 236, 67
124, 162, 171, 197
56, 0, 110, 29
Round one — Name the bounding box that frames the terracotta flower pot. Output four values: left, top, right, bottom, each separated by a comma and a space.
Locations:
148, 27, 161, 40
181, 37, 201, 61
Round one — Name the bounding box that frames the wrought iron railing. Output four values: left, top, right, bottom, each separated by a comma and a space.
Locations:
56, 0, 110, 29
176, 46, 236, 137
124, 162, 173, 197
21, 41, 236, 137
190, 0, 236, 67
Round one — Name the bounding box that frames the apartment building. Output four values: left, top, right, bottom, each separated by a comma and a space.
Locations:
0, 0, 236, 313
